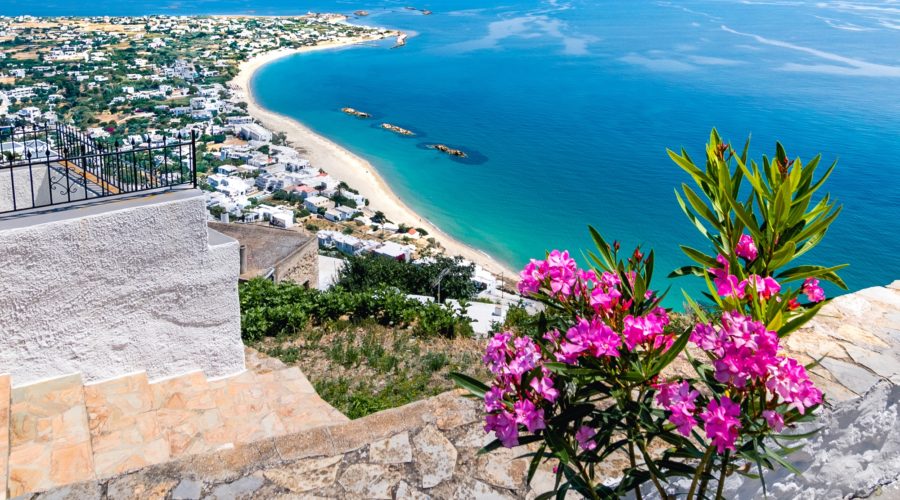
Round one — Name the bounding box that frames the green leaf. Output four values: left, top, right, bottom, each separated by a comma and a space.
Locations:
675, 191, 712, 240
526, 445, 546, 486
777, 302, 824, 337
646, 327, 692, 378
763, 445, 804, 476
588, 225, 616, 272
669, 265, 704, 279
449, 372, 489, 399
680, 245, 717, 268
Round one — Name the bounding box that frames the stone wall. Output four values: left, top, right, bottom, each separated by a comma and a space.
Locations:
276, 236, 318, 287
0, 189, 246, 387
207, 222, 317, 287
25, 391, 555, 500
27, 282, 900, 499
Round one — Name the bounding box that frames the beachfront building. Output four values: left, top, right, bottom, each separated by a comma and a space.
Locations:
317, 230, 379, 256
304, 195, 334, 213
373, 241, 414, 262
324, 206, 358, 222
237, 123, 273, 142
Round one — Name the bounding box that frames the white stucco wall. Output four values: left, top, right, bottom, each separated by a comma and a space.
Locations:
0, 188, 246, 387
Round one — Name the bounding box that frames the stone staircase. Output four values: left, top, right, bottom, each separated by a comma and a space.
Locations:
0, 348, 346, 498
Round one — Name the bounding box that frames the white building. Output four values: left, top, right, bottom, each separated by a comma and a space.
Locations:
237, 123, 273, 142
373, 241, 414, 262
304, 195, 334, 212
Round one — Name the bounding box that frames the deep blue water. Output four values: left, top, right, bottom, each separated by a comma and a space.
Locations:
9, 0, 900, 305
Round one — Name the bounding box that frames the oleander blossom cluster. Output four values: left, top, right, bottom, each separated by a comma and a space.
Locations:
654, 312, 822, 452
482, 330, 556, 447
709, 234, 827, 307
483, 250, 673, 447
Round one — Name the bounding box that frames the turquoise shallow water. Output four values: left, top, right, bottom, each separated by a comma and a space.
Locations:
10, 0, 900, 304
250, 1, 900, 304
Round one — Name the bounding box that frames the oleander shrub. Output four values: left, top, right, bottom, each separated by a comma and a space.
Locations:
453, 130, 847, 499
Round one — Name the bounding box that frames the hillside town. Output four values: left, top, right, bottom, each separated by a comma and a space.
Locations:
0, 14, 516, 329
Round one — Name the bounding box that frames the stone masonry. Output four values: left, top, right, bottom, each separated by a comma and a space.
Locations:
25, 282, 900, 499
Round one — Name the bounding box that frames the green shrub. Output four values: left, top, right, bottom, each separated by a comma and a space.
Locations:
238, 279, 472, 341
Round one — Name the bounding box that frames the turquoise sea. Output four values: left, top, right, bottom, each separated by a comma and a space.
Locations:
9, 0, 900, 303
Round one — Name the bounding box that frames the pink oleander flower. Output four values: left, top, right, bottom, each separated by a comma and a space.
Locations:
803, 277, 826, 303
557, 317, 620, 364
484, 331, 512, 375
693, 312, 780, 388
518, 259, 547, 295
763, 410, 785, 432
690, 323, 726, 357
622, 307, 672, 351
529, 375, 559, 403
573, 269, 598, 296
590, 286, 622, 313
543, 329, 561, 343
736, 234, 758, 261
575, 425, 597, 451
508, 336, 541, 380
599, 271, 620, 289
701, 397, 742, 453
745, 275, 781, 300
546, 250, 578, 297
484, 387, 505, 412
514, 399, 546, 433
656, 381, 700, 437
709, 254, 746, 299
485, 410, 519, 448
766, 356, 823, 414
654, 380, 677, 407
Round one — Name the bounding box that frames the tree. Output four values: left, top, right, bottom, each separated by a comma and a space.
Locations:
336, 254, 476, 301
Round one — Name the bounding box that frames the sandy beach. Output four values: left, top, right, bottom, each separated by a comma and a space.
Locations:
230, 37, 519, 279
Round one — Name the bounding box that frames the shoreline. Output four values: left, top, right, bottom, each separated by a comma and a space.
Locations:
230, 37, 519, 280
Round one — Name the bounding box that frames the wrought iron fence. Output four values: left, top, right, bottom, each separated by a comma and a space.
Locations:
0, 123, 197, 215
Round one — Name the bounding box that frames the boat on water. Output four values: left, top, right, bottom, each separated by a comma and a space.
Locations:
381, 123, 415, 136
354, 10, 369, 16
428, 144, 467, 158
341, 107, 370, 118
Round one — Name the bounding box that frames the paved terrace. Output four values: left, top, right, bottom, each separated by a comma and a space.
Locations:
16, 281, 900, 500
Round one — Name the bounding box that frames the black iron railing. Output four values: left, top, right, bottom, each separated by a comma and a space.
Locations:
0, 123, 197, 215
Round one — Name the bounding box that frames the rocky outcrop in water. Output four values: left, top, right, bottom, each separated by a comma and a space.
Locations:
381, 123, 414, 136
341, 107, 370, 118
428, 144, 467, 158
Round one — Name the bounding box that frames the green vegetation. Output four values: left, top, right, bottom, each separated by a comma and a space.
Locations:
240, 278, 474, 341
240, 278, 487, 418
336, 254, 477, 301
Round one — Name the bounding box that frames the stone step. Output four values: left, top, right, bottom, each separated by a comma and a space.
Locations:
2, 353, 348, 498
7, 373, 95, 497
148, 370, 232, 460
208, 365, 347, 443
84, 371, 169, 478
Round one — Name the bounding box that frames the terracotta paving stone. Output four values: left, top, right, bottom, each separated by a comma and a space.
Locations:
84, 372, 171, 478
5, 350, 348, 497
149, 371, 229, 459
0, 374, 10, 500
7, 373, 95, 496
